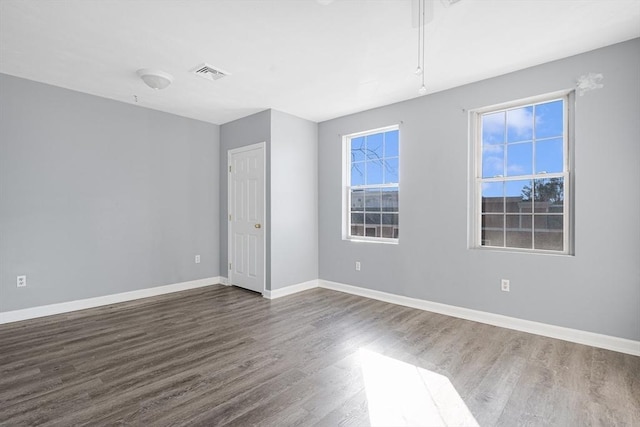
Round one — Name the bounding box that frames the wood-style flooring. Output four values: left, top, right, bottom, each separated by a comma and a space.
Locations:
1, 284, 638, 426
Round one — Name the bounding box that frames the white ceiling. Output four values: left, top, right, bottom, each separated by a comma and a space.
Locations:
1, 0, 639, 125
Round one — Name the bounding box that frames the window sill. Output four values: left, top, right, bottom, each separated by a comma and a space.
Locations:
345, 237, 399, 245
470, 246, 573, 257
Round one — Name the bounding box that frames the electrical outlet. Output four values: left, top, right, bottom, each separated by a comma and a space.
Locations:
195, 255, 201, 264
355, 261, 361, 271
17, 275, 26, 288
501, 279, 510, 292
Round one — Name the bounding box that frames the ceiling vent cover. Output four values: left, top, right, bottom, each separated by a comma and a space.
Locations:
190, 63, 229, 81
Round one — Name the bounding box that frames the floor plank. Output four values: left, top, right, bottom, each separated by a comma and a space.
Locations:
0, 285, 638, 426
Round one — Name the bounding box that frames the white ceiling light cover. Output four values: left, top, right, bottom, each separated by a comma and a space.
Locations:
136, 69, 173, 90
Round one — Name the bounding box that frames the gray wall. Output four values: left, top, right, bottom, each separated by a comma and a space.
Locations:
2, 39, 637, 341
318, 39, 640, 341
271, 110, 318, 289
0, 74, 220, 312
219, 110, 271, 288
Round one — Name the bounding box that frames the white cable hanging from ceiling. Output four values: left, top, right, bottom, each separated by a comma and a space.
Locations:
416, 0, 427, 95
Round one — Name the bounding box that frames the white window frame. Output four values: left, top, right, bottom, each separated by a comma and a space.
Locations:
343, 125, 400, 244
469, 91, 574, 254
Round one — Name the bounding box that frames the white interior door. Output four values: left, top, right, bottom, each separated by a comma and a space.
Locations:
228, 143, 265, 294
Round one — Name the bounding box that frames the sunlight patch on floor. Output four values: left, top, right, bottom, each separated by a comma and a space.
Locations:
359, 348, 479, 427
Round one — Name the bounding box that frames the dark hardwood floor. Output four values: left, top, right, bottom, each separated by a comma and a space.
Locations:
1, 284, 638, 426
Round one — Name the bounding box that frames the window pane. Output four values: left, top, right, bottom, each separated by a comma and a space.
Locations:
365, 227, 377, 237
351, 212, 364, 225
365, 189, 381, 211
482, 143, 504, 178
381, 212, 399, 239
535, 138, 563, 174
507, 106, 533, 142
351, 225, 365, 237
534, 215, 563, 251
366, 161, 383, 185
384, 130, 399, 157
482, 182, 503, 213
482, 214, 504, 247
506, 227, 532, 249
483, 214, 504, 228
482, 111, 505, 145
381, 189, 398, 212
507, 142, 532, 176
351, 189, 365, 211
351, 137, 366, 162
506, 180, 532, 213
384, 157, 399, 184
381, 226, 396, 238
534, 214, 563, 230
535, 100, 563, 139
366, 133, 383, 160
506, 214, 532, 231
382, 213, 399, 225
533, 178, 564, 213
351, 162, 365, 186
365, 213, 381, 236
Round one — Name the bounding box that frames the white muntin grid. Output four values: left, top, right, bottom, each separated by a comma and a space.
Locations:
472, 91, 572, 254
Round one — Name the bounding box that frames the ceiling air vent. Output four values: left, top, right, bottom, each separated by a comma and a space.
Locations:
190, 63, 230, 81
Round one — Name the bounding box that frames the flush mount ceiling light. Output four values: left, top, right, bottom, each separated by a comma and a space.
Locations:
136, 69, 173, 90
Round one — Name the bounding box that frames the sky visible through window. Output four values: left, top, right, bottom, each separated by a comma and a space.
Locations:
481, 100, 563, 200
351, 130, 399, 186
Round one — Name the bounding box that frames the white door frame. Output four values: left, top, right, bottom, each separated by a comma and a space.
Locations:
227, 142, 266, 294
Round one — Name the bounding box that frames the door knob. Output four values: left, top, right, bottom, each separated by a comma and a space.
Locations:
255, 223, 261, 229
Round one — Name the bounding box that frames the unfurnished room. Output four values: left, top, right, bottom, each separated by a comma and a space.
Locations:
0, 0, 639, 425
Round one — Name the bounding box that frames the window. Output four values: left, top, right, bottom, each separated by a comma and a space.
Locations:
473, 93, 571, 253
344, 126, 399, 242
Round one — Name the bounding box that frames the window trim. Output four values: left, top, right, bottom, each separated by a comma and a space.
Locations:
469, 90, 574, 255
343, 124, 400, 244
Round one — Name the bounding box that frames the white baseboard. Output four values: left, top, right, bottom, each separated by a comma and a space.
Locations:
0, 276, 223, 325
3, 274, 637, 356
318, 279, 640, 357
218, 276, 230, 286
263, 279, 319, 300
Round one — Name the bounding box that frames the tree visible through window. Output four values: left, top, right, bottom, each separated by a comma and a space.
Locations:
345, 126, 399, 241
476, 95, 569, 252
